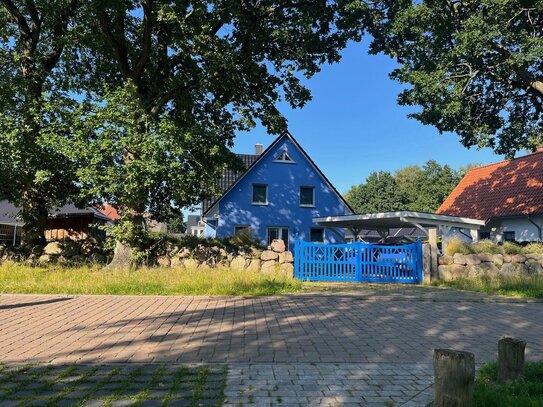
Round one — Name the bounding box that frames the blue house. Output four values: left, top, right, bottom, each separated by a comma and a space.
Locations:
200, 131, 353, 249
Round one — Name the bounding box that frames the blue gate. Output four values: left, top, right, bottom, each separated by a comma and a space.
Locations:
294, 240, 423, 283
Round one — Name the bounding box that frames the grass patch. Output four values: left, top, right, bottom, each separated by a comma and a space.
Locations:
474, 361, 543, 406
445, 237, 543, 256
431, 275, 543, 298
0, 263, 302, 296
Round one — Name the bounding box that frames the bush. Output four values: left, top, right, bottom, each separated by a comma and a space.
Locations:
522, 243, 543, 254
444, 237, 474, 256
501, 241, 523, 255
472, 240, 502, 254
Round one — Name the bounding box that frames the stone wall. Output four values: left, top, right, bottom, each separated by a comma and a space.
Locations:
437, 253, 543, 281
0, 238, 295, 275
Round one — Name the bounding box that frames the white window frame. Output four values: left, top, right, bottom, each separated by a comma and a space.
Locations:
273, 151, 295, 163
267, 227, 289, 250
252, 184, 268, 205
299, 186, 315, 207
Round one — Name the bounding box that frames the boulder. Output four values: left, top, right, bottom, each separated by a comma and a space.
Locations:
0, 244, 5, 257
38, 254, 53, 264
492, 254, 504, 266
170, 256, 184, 268
438, 264, 466, 281
231, 255, 248, 270
183, 258, 199, 269
526, 260, 543, 275
43, 242, 63, 255
246, 259, 261, 272
270, 239, 286, 253
525, 253, 543, 260
453, 253, 466, 265
57, 256, 69, 265
477, 253, 494, 263
89, 253, 106, 264
279, 251, 294, 264
157, 256, 171, 267
250, 247, 263, 259
261, 250, 279, 261
503, 255, 512, 263
464, 254, 481, 265
80, 241, 95, 256
499, 262, 528, 277
261, 260, 277, 274
467, 262, 499, 278
280, 262, 294, 277
511, 254, 527, 263
178, 248, 191, 259
438, 255, 453, 265
63, 240, 80, 257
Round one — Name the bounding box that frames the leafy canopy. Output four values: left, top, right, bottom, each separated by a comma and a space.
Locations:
345, 161, 470, 214
367, 0, 543, 157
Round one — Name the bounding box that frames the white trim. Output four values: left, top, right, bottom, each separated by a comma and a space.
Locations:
251, 184, 268, 205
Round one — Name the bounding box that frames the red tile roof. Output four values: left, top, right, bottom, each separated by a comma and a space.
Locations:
97, 204, 120, 221
437, 150, 543, 220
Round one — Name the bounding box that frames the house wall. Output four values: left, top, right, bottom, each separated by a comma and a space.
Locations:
212, 137, 349, 247
482, 215, 543, 242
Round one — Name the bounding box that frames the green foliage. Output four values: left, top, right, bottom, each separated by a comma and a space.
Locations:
472, 240, 503, 255
501, 241, 523, 255
0, 0, 83, 244
367, 1, 543, 156
345, 160, 468, 214
444, 238, 541, 256
345, 171, 407, 213
432, 275, 543, 299
474, 361, 543, 406
522, 243, 543, 255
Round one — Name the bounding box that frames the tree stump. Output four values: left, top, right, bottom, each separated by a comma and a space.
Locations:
433, 349, 475, 407
498, 337, 526, 383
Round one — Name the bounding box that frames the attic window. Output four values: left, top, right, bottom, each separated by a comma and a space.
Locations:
274, 151, 294, 163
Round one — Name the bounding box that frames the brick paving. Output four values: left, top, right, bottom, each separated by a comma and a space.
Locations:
1, 290, 542, 406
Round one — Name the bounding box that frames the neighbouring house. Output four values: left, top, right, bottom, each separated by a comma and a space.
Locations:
186, 215, 204, 237
437, 148, 543, 243
199, 131, 353, 249
0, 200, 113, 245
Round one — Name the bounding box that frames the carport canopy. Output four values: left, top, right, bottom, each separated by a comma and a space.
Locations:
313, 211, 485, 242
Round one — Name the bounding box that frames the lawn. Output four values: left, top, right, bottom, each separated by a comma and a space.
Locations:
0, 363, 226, 407
431, 275, 543, 298
0, 263, 302, 296
474, 361, 543, 407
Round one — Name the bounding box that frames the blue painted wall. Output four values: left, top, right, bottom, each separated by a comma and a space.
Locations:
210, 134, 350, 248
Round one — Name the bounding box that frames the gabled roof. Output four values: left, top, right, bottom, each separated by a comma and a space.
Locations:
203, 131, 354, 216
0, 200, 112, 226
437, 150, 543, 220
97, 203, 120, 221
201, 153, 259, 213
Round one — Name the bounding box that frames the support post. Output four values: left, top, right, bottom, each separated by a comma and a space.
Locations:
433, 349, 475, 407
13, 225, 17, 246
428, 227, 438, 280
422, 243, 432, 284
498, 337, 526, 383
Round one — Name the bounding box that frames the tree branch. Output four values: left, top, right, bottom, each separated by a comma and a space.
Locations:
134, 0, 153, 79
1, 0, 33, 52
99, 9, 133, 79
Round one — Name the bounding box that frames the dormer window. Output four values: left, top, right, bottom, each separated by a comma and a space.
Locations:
274, 151, 295, 163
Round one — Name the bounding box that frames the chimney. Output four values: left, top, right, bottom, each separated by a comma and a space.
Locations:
255, 143, 263, 156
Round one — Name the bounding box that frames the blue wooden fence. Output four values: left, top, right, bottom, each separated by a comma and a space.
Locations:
294, 240, 423, 283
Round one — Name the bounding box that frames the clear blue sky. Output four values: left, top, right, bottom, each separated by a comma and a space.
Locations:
231, 40, 503, 195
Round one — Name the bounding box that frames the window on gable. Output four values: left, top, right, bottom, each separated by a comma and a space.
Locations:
274, 151, 294, 163
252, 184, 268, 205
300, 186, 315, 207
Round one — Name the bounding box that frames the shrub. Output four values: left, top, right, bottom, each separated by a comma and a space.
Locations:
472, 240, 502, 254
444, 237, 474, 256
501, 241, 523, 255
522, 243, 543, 254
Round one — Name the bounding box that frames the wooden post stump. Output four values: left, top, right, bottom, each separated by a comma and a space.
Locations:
498, 337, 526, 383
433, 349, 475, 407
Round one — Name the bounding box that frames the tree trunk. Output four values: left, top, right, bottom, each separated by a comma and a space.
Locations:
105, 240, 135, 270
20, 191, 48, 247
433, 349, 475, 407
498, 337, 526, 383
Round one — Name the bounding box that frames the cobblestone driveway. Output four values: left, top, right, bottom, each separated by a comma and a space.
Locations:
1, 290, 542, 406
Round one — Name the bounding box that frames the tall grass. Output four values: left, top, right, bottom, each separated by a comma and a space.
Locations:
431, 275, 543, 298
445, 237, 543, 256
0, 263, 302, 296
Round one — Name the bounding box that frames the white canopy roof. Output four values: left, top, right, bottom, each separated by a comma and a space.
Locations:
314, 211, 485, 234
